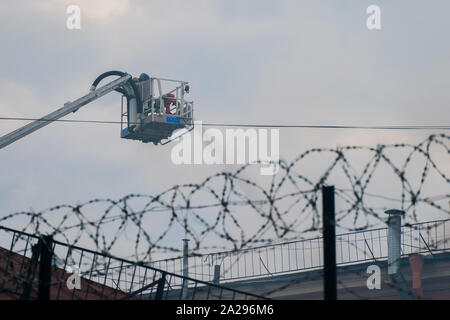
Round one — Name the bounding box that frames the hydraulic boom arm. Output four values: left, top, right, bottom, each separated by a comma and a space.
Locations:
0, 74, 131, 150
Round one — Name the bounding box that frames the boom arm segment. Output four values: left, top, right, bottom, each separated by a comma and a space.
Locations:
0, 74, 131, 150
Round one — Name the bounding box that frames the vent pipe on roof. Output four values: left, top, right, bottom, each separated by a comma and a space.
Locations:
385, 209, 414, 300
386, 209, 403, 275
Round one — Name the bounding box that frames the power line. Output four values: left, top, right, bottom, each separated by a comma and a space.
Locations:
202, 123, 450, 130
0, 116, 449, 130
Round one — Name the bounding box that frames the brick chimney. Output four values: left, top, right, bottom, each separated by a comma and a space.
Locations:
409, 254, 425, 299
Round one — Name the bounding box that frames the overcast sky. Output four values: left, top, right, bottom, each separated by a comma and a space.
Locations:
0, 1, 449, 256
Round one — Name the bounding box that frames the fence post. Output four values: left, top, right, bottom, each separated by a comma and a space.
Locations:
213, 265, 221, 284
20, 244, 40, 300
182, 239, 189, 299
155, 272, 166, 300
38, 235, 53, 300
322, 185, 336, 300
